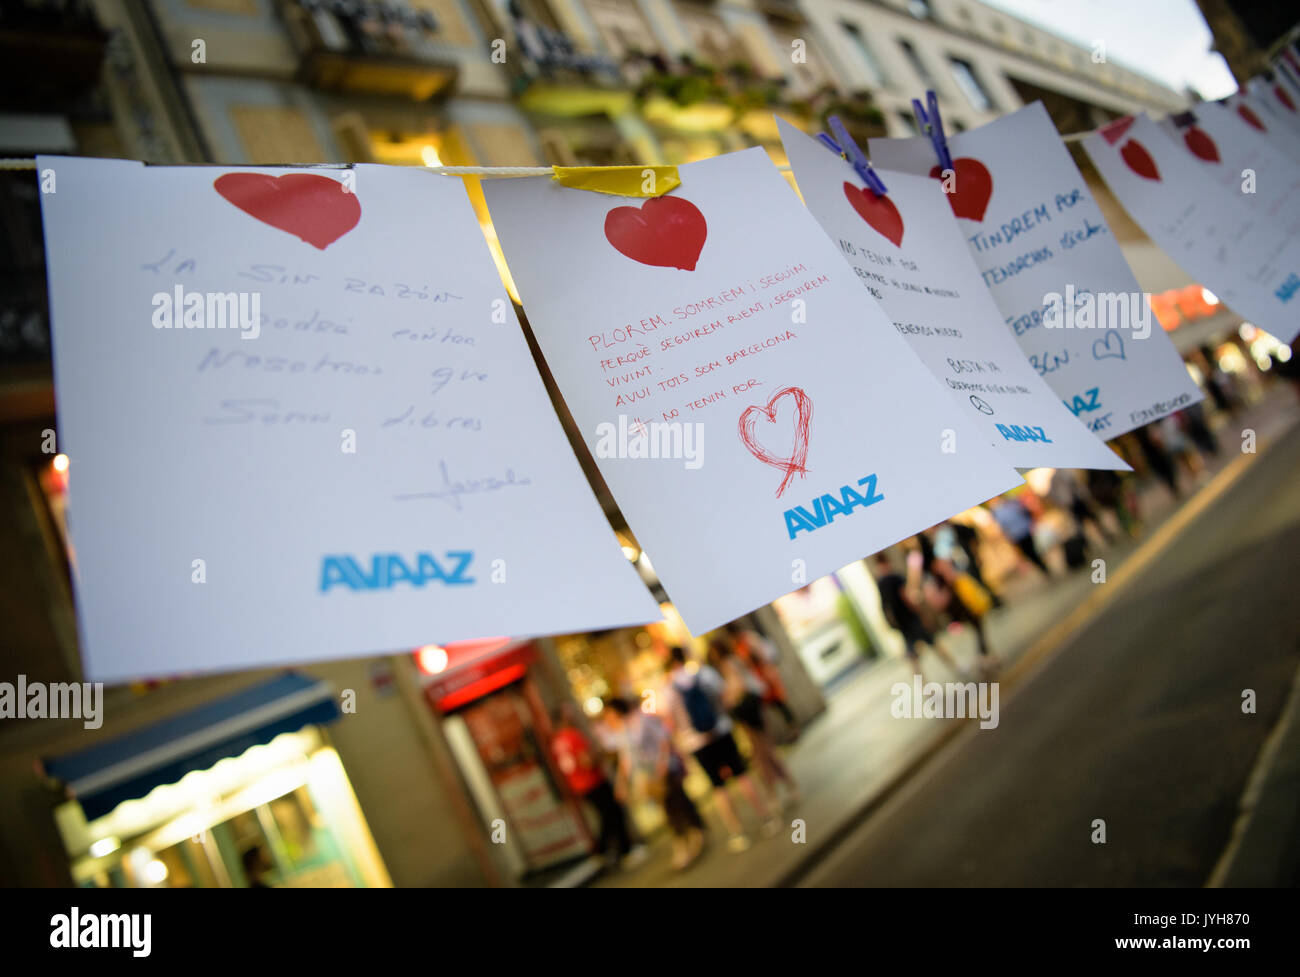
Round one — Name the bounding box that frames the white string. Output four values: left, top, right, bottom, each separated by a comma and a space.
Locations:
0, 158, 796, 174
1, 128, 1099, 173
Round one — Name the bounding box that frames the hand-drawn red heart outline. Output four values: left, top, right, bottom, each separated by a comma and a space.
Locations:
738, 386, 813, 498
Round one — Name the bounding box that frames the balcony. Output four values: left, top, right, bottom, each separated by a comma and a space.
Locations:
631, 55, 803, 134
509, 14, 634, 116
0, 0, 108, 109
278, 0, 459, 101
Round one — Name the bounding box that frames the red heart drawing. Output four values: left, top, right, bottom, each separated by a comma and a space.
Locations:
928, 157, 993, 222
842, 181, 904, 247
1237, 104, 1267, 132
1275, 86, 1296, 112
1183, 127, 1220, 163
738, 386, 813, 498
214, 172, 360, 250
604, 196, 707, 271
1099, 116, 1136, 145
1120, 139, 1160, 181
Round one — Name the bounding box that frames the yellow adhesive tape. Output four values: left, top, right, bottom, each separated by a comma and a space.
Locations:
551, 165, 681, 197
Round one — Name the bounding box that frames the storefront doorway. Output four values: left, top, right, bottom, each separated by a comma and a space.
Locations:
422, 641, 594, 878
43, 674, 389, 888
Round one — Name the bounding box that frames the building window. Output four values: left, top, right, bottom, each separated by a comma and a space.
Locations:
772, 21, 833, 92
948, 57, 995, 112
511, 0, 562, 34
587, 0, 660, 60
674, 2, 745, 68
897, 38, 936, 88
906, 0, 931, 19
896, 109, 919, 135
840, 21, 888, 87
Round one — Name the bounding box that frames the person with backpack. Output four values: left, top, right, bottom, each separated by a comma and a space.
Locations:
664, 645, 776, 852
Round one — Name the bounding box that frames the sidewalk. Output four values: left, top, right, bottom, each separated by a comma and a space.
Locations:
590, 386, 1300, 888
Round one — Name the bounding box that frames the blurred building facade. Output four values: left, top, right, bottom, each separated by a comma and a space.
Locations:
0, 0, 1260, 889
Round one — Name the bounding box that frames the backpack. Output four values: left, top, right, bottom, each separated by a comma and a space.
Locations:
678, 674, 719, 733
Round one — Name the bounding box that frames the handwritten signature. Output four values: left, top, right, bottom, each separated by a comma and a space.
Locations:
395, 460, 532, 510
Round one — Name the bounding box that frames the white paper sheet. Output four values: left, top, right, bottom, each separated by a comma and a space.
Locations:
1081, 116, 1300, 343
38, 156, 660, 681
1222, 91, 1300, 160
779, 118, 1127, 467
1157, 102, 1300, 238
483, 147, 1022, 635
870, 102, 1203, 437
1249, 74, 1300, 137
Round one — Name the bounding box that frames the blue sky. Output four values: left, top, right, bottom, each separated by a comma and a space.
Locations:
981, 0, 1239, 99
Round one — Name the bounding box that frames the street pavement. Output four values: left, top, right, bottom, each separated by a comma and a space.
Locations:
797, 388, 1300, 887
593, 385, 1300, 888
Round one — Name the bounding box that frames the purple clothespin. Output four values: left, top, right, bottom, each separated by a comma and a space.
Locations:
912, 90, 954, 173
820, 115, 888, 196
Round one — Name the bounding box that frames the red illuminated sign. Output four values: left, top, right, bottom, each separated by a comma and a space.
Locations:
1149, 285, 1220, 330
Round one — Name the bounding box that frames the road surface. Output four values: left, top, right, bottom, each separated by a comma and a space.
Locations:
797, 418, 1300, 886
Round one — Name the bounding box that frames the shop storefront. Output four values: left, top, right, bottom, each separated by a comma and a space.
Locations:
42, 673, 389, 888
771, 561, 886, 687
418, 638, 596, 878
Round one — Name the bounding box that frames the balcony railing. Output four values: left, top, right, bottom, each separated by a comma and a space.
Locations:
278, 0, 459, 100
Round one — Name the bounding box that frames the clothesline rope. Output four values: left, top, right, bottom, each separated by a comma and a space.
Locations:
0, 131, 1092, 173
0, 159, 774, 174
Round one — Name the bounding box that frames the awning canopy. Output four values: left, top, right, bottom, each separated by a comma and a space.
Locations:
43, 672, 339, 821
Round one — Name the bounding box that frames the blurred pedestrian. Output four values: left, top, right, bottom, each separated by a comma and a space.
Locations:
551, 703, 647, 869
872, 551, 966, 680
948, 518, 1001, 606
664, 645, 776, 852
1181, 402, 1219, 458
242, 844, 273, 888
927, 550, 1001, 678
1048, 468, 1113, 548
1199, 345, 1241, 416
1086, 469, 1139, 540
1160, 413, 1204, 480
725, 620, 799, 735
990, 495, 1050, 576
604, 697, 704, 871
1133, 425, 1182, 498
1274, 339, 1300, 401
709, 639, 800, 808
